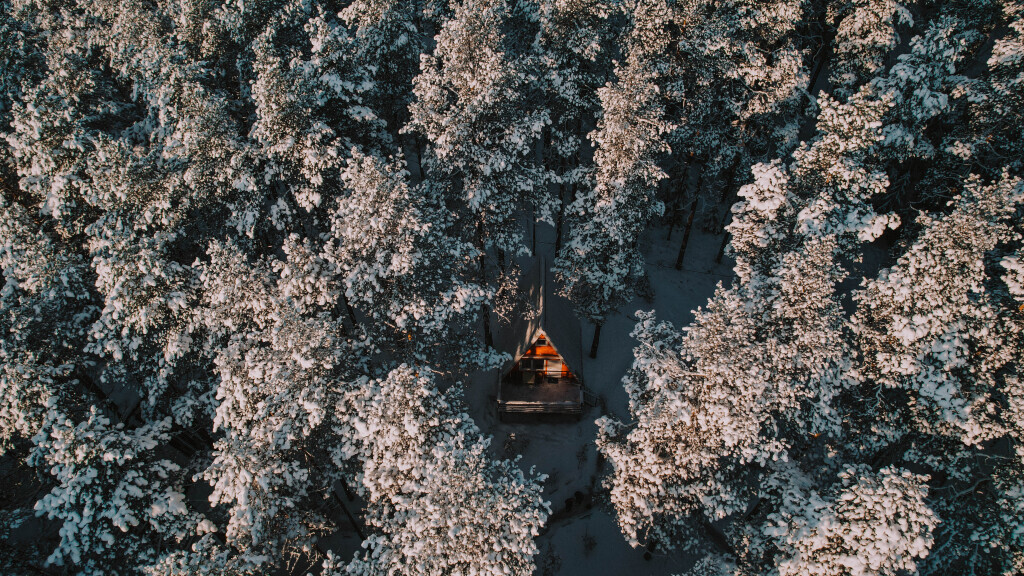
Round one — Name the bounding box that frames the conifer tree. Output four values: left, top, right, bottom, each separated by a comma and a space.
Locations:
326, 366, 549, 576
407, 0, 554, 258
554, 0, 672, 356
322, 151, 502, 369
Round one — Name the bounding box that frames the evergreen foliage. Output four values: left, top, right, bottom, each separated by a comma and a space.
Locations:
1, 0, 1023, 574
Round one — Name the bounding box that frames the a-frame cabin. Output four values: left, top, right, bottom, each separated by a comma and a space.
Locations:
495, 258, 585, 416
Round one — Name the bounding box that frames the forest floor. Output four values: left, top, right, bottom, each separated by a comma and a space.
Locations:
464, 218, 736, 576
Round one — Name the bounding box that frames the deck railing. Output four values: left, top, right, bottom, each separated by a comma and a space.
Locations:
498, 400, 583, 414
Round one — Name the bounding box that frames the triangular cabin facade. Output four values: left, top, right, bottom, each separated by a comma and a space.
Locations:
495, 258, 585, 416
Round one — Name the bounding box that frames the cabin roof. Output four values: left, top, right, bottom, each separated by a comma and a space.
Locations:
494, 256, 584, 382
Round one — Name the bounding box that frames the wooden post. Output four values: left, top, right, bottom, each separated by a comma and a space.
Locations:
589, 323, 602, 359
674, 200, 697, 270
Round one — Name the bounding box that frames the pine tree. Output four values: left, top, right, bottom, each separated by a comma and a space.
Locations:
197, 241, 371, 566
849, 172, 1024, 575
756, 464, 936, 576
31, 409, 203, 575
597, 31, 904, 553
663, 0, 809, 228
327, 365, 549, 576
554, 0, 672, 355
534, 0, 615, 240
249, 1, 389, 215
0, 195, 95, 452
407, 0, 553, 258
829, 0, 914, 96
322, 150, 503, 369
340, 0, 425, 137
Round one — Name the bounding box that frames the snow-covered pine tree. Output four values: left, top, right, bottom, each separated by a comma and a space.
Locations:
30, 408, 204, 576
597, 36, 904, 554
340, 0, 425, 138
322, 150, 503, 370
0, 195, 95, 452
942, 1, 1024, 189
596, 236, 854, 552
755, 463, 936, 576
663, 0, 808, 229
554, 0, 672, 357
850, 172, 1024, 575
195, 240, 372, 570
3, 0, 246, 424
829, 0, 914, 96
595, 307, 772, 549
324, 365, 549, 576
407, 0, 554, 259
533, 0, 615, 246
851, 173, 1022, 446
250, 0, 389, 216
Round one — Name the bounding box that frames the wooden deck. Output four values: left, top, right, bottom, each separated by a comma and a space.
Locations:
498, 375, 583, 414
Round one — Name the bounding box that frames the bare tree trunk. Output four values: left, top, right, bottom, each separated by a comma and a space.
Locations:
589, 323, 602, 359
333, 485, 365, 541
414, 135, 426, 180
674, 200, 697, 270
715, 231, 729, 264
531, 204, 537, 257
341, 292, 357, 327
555, 177, 567, 255
483, 307, 494, 348
477, 220, 494, 347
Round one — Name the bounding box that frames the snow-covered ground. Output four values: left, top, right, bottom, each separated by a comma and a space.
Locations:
465, 220, 735, 575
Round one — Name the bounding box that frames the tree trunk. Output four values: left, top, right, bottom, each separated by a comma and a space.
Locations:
414, 135, 426, 180
589, 323, 602, 359
531, 205, 537, 257
483, 307, 494, 348
477, 220, 494, 347
333, 487, 366, 541
74, 367, 121, 422
341, 292, 357, 327
555, 180, 567, 255
720, 155, 741, 204
716, 164, 742, 234
542, 124, 552, 169
667, 161, 691, 241
339, 476, 356, 501
715, 231, 729, 264
674, 200, 697, 270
